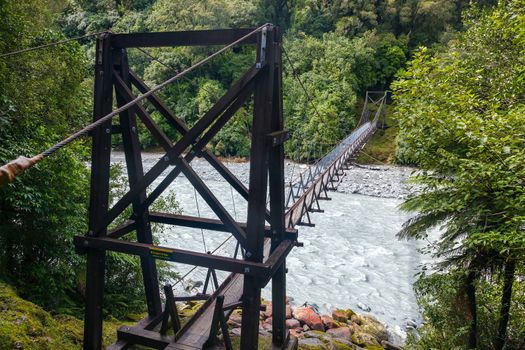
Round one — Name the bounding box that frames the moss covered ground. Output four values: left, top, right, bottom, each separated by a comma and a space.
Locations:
0, 281, 124, 350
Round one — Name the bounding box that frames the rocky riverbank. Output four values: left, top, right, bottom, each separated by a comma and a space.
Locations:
226, 299, 401, 349
336, 164, 417, 199
119, 152, 417, 199
113, 152, 424, 345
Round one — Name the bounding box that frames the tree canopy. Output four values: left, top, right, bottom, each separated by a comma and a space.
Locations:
393, 1, 525, 348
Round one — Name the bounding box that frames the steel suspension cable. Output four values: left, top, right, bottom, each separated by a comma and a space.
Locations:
0, 31, 107, 58
192, 187, 208, 253
0, 24, 270, 187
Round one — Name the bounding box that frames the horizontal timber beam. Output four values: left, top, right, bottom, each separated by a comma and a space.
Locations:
74, 236, 269, 276
111, 28, 259, 48
148, 212, 298, 240
75, 235, 295, 282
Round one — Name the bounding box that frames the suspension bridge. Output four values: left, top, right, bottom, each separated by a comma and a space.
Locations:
0, 25, 387, 350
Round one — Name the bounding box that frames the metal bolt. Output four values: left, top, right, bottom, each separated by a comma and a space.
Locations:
88, 230, 94, 236
244, 267, 250, 274
256, 62, 262, 69
245, 251, 252, 258
164, 156, 169, 162
105, 128, 111, 134
131, 126, 137, 133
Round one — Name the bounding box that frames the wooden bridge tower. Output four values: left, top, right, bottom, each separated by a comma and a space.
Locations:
75, 26, 298, 350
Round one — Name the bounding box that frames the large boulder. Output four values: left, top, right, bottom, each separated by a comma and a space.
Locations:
351, 331, 381, 348
321, 315, 339, 329
326, 326, 352, 340
298, 337, 327, 350
359, 315, 388, 342
286, 318, 301, 329
332, 309, 355, 323
293, 306, 324, 331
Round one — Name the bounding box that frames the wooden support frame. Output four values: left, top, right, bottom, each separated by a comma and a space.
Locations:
81, 26, 297, 350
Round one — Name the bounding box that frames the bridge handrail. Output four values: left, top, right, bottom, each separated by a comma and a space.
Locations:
285, 91, 387, 208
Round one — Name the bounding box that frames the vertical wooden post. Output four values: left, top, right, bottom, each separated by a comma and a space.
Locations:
114, 50, 162, 317
240, 25, 276, 350
83, 33, 114, 350
268, 27, 287, 347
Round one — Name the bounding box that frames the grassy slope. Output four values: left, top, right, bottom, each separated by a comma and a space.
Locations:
0, 281, 123, 350
355, 113, 398, 165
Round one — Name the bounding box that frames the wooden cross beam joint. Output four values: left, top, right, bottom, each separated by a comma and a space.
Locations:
74, 236, 295, 284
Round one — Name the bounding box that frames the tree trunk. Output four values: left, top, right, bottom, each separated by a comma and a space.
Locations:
495, 261, 516, 350
466, 270, 478, 349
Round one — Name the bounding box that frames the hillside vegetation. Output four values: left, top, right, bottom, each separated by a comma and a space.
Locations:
3, 1, 524, 349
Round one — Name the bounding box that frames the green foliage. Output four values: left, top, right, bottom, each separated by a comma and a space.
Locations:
393, 0, 525, 347
406, 270, 525, 350
0, 0, 91, 309
283, 32, 378, 160
0, 0, 182, 320
291, 0, 496, 48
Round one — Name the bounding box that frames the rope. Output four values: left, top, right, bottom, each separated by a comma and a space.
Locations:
0, 24, 270, 187
0, 31, 107, 58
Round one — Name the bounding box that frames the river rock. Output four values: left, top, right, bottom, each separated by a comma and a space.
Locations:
326, 326, 352, 340
321, 315, 338, 329
286, 305, 293, 319
350, 314, 361, 325
293, 306, 324, 331
381, 340, 402, 350
351, 331, 381, 347
332, 309, 348, 322
357, 302, 371, 312
286, 318, 301, 329
290, 328, 304, 339
261, 300, 272, 318
298, 337, 326, 349
262, 317, 273, 331
360, 315, 388, 342
332, 309, 355, 323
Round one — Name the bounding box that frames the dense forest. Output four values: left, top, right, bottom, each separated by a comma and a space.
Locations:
1, 0, 524, 349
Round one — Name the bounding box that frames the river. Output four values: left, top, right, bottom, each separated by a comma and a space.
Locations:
112, 152, 429, 340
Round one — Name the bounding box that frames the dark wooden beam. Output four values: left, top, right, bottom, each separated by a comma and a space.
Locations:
129, 71, 272, 222
83, 33, 113, 350
74, 236, 270, 277
111, 28, 259, 48
115, 50, 162, 317
116, 326, 172, 349
114, 72, 173, 152
99, 65, 260, 233
241, 25, 276, 349
107, 220, 135, 239
148, 212, 298, 240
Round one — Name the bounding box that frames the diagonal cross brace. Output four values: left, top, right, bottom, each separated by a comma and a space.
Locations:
95, 65, 262, 236
129, 70, 272, 222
